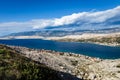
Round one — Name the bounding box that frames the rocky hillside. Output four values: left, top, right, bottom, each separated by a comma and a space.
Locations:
48, 33, 120, 46
10, 46, 120, 80
1, 44, 120, 80
0, 45, 63, 80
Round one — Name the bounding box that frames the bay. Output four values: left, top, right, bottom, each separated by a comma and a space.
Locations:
0, 39, 120, 59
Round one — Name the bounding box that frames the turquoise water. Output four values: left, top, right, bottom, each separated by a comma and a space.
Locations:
0, 39, 120, 59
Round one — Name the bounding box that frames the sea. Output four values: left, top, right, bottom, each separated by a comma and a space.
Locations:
0, 39, 120, 59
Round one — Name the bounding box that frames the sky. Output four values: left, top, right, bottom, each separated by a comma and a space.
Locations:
0, 0, 120, 36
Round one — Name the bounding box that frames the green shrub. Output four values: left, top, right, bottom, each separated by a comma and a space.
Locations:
0, 49, 6, 54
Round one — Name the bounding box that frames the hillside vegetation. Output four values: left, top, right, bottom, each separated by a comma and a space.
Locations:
0, 45, 61, 80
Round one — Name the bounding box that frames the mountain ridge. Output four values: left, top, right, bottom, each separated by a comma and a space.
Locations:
2, 27, 120, 37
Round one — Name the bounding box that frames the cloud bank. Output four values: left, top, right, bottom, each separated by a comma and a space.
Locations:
0, 6, 120, 36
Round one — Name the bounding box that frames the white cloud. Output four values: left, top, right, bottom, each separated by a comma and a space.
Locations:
0, 6, 120, 36
31, 6, 120, 29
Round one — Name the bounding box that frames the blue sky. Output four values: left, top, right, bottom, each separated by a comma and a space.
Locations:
0, 0, 120, 36
0, 0, 120, 22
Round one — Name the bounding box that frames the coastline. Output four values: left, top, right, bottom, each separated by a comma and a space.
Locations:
54, 40, 120, 47
0, 37, 119, 47
1, 32, 120, 47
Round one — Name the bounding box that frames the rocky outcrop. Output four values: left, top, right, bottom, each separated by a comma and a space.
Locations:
74, 59, 120, 80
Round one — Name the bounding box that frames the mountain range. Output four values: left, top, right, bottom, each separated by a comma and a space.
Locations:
3, 27, 120, 37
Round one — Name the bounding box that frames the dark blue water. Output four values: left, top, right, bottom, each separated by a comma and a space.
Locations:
0, 39, 120, 59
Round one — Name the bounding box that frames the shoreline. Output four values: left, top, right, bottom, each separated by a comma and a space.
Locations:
54, 40, 120, 47
9, 45, 102, 59
0, 37, 120, 47
0, 32, 120, 47
8, 45, 120, 60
